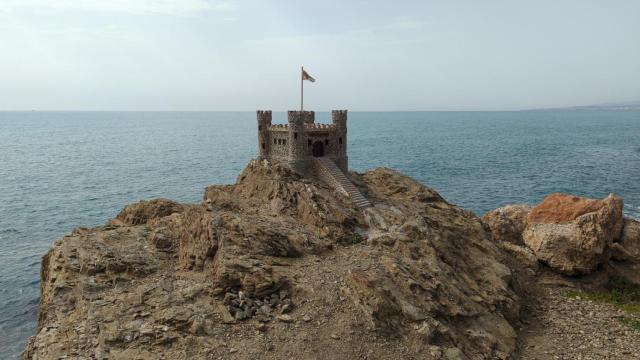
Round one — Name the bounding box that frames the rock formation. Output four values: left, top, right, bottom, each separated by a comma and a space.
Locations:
523, 193, 623, 275
485, 193, 631, 276
483, 205, 532, 245
611, 218, 640, 263
23, 160, 520, 360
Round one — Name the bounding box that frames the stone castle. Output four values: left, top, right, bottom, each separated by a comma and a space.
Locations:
256, 109, 371, 208
256, 110, 348, 175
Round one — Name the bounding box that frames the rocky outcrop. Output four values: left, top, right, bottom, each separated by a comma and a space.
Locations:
611, 218, 640, 262
485, 193, 627, 276
23, 160, 520, 360
483, 205, 532, 245
348, 168, 519, 359
522, 193, 623, 275
113, 198, 185, 226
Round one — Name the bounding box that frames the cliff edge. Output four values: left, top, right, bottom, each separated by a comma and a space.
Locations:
23, 160, 520, 360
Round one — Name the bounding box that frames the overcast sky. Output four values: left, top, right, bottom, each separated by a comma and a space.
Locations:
0, 0, 638, 111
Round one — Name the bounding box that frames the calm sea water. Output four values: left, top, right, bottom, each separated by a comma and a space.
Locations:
1, 111, 639, 357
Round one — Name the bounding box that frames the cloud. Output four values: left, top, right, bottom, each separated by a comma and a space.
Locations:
0, 0, 232, 15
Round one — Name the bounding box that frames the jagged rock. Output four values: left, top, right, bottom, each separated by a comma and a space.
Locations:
114, 199, 184, 226
483, 205, 532, 245
610, 218, 640, 262
499, 242, 539, 271
217, 305, 235, 324
23, 160, 521, 360
523, 193, 624, 275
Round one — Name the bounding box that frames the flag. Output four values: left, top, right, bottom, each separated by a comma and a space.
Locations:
302, 69, 316, 82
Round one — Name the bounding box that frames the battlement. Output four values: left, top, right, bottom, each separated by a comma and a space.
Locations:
331, 110, 347, 128
305, 123, 336, 132
268, 124, 289, 132
286, 111, 305, 124
257, 110, 272, 123
303, 111, 315, 124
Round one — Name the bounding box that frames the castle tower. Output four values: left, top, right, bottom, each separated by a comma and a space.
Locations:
256, 110, 272, 159
303, 111, 315, 124
332, 110, 348, 171
287, 111, 307, 174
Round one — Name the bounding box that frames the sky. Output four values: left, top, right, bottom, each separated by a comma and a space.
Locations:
0, 0, 638, 111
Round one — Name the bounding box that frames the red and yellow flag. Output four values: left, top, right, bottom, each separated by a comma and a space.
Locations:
302, 69, 315, 82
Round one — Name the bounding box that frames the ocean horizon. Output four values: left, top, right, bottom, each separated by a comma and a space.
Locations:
1, 110, 639, 358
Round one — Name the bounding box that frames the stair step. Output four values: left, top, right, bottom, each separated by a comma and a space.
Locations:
313, 158, 371, 209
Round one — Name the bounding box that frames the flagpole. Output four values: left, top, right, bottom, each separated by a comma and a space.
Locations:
301, 66, 304, 111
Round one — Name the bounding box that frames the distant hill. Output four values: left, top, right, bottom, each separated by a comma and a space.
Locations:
526, 101, 640, 111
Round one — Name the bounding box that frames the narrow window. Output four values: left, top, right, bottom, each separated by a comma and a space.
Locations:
308, 139, 312, 146
258, 125, 262, 131
339, 137, 343, 144
325, 139, 329, 145
261, 143, 265, 150
294, 132, 298, 139
274, 139, 277, 144
283, 140, 286, 145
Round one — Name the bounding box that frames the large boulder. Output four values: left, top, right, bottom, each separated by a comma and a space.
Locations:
482, 205, 532, 245
610, 218, 640, 262
522, 193, 624, 275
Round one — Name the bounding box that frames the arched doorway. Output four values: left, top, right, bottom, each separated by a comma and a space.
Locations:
312, 141, 324, 157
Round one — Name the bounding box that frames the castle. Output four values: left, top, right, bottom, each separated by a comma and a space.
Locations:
256, 109, 371, 208
256, 110, 348, 175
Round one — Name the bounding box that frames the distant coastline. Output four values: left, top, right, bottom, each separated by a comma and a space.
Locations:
525, 101, 640, 111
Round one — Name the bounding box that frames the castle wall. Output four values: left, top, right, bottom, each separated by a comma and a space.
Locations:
269, 135, 289, 160
304, 133, 338, 157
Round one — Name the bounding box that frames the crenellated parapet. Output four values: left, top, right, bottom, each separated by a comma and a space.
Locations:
257, 110, 272, 124
268, 124, 289, 132
305, 123, 335, 130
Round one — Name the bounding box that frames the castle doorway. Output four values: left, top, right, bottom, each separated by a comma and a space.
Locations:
312, 141, 324, 157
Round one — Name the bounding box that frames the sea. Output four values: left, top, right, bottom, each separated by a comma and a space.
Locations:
1, 110, 639, 358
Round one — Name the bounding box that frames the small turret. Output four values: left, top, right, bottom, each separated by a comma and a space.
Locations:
331, 110, 347, 130
332, 110, 348, 171
302, 111, 315, 124
287, 111, 307, 174
256, 110, 272, 158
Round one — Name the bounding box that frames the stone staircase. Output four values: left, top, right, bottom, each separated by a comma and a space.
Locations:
312, 157, 372, 209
